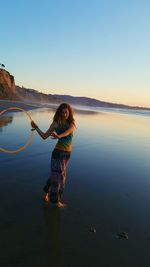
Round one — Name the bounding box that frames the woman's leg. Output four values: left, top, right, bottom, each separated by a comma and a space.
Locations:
58, 159, 69, 199
43, 157, 53, 202
43, 156, 69, 206
43, 178, 51, 194
50, 158, 69, 207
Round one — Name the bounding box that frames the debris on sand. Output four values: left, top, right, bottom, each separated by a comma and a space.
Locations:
116, 231, 128, 240
89, 226, 96, 233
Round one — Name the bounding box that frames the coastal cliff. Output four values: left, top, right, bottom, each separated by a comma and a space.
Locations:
0, 69, 18, 99
0, 69, 59, 103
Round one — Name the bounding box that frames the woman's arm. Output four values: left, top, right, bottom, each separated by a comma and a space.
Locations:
31, 121, 56, 140
51, 123, 75, 139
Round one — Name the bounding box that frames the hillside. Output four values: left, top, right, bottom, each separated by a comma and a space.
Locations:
16, 86, 61, 104
0, 68, 149, 110
53, 94, 130, 109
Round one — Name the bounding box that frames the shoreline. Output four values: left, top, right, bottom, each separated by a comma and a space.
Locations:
0, 99, 44, 111
0, 100, 100, 115
1, 99, 150, 118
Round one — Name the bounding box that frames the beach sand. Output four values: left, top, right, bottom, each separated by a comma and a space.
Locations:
0, 103, 150, 267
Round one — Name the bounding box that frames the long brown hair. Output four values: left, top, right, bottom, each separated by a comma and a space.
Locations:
53, 103, 75, 126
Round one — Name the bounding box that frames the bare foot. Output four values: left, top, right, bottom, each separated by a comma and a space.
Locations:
56, 202, 67, 208
43, 193, 49, 202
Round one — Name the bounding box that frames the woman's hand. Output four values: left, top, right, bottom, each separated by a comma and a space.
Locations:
31, 120, 38, 130
50, 131, 60, 139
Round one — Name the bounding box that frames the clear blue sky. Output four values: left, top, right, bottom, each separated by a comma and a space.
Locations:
1, 0, 150, 107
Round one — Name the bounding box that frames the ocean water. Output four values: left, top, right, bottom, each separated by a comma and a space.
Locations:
0, 106, 150, 267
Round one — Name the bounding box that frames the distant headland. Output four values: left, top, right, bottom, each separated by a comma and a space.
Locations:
0, 68, 149, 111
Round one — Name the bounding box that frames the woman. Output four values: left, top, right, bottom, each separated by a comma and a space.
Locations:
31, 103, 76, 208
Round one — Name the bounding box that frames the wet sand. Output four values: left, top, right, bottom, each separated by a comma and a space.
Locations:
0, 106, 150, 267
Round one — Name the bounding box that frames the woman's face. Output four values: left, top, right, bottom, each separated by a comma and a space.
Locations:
61, 108, 69, 120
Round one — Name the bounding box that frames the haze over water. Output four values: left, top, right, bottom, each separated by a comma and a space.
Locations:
0, 106, 150, 267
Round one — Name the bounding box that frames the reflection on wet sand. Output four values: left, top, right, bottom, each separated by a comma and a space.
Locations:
1, 106, 150, 267
41, 204, 62, 266
73, 108, 99, 115
0, 116, 13, 131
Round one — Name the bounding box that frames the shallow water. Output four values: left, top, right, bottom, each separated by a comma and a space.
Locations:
0, 107, 150, 267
